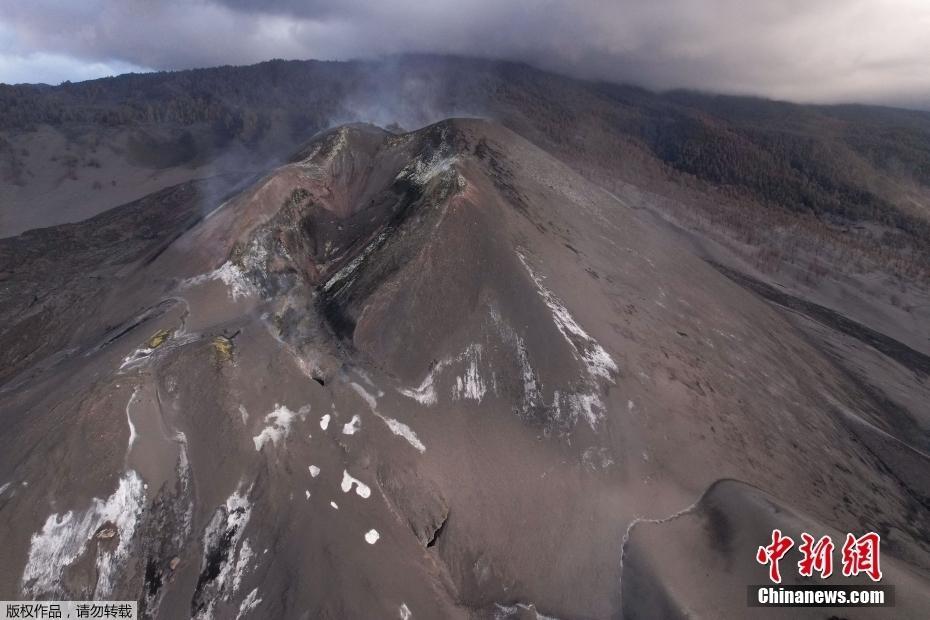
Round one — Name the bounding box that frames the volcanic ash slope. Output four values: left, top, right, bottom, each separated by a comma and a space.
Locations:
1, 118, 929, 618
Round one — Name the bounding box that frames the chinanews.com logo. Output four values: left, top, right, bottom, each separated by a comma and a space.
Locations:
748, 529, 895, 608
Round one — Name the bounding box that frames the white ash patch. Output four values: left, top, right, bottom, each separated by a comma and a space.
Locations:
398, 371, 438, 406
252, 404, 310, 451
399, 603, 412, 620
351, 382, 426, 453
546, 389, 609, 430
396, 127, 457, 187
236, 588, 262, 620
118, 330, 198, 374
381, 417, 426, 453
342, 414, 361, 435
514, 337, 543, 412
494, 602, 561, 620
349, 382, 378, 409
452, 344, 486, 402
562, 392, 603, 429
182, 261, 255, 301
291, 350, 328, 385
582, 446, 615, 471
354, 368, 382, 391
319, 413, 331, 430
340, 470, 371, 499
308, 465, 320, 478
517, 251, 617, 382
295, 125, 350, 173
618, 496, 704, 593
489, 308, 542, 414
364, 529, 380, 544
174, 432, 194, 546
194, 488, 253, 619
322, 230, 389, 293
330, 501, 339, 510
214, 263, 256, 300
403, 154, 458, 186
491, 306, 611, 431
305, 490, 311, 500
484, 256, 620, 431
119, 345, 157, 372
125, 387, 140, 454
238, 405, 249, 424
399, 344, 490, 407
22, 470, 145, 597
0, 482, 11, 497
203, 199, 230, 220
231, 539, 254, 594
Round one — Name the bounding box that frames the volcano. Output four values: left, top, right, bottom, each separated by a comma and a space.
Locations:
1, 118, 929, 619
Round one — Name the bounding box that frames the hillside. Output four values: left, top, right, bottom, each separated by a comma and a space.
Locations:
2, 57, 930, 267
2, 118, 928, 618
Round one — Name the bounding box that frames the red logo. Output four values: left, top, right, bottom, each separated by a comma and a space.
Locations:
798, 533, 834, 578
841, 532, 882, 582
756, 529, 794, 583
757, 530, 882, 583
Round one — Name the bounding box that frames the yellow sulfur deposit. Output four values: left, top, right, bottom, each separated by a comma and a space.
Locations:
146, 329, 171, 349
212, 336, 234, 363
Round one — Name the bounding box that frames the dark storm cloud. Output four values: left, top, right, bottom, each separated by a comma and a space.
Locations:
1, 0, 929, 107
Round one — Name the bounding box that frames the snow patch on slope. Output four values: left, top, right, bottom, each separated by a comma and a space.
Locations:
398, 372, 438, 406
118, 328, 198, 374
490, 304, 613, 431
517, 251, 617, 382
381, 417, 426, 453
489, 308, 542, 414
349, 382, 378, 409
253, 404, 310, 451
350, 382, 426, 452
340, 470, 372, 498
174, 431, 194, 542
231, 539, 254, 594
323, 230, 389, 293
125, 387, 140, 454
396, 126, 457, 187
193, 488, 254, 620
183, 261, 255, 301
22, 470, 145, 597
342, 414, 361, 435
236, 588, 262, 619
399, 344, 490, 406
119, 339, 170, 372
494, 602, 561, 620
452, 344, 487, 402
563, 392, 603, 429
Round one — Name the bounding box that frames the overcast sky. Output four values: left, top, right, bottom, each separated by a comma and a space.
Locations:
1, 0, 929, 108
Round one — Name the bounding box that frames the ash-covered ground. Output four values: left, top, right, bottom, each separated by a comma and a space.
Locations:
1, 119, 928, 618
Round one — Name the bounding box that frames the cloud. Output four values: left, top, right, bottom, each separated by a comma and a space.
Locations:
0, 51, 148, 85
1, 0, 929, 107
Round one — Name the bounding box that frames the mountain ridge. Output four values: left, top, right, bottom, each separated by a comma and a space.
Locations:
4, 117, 930, 617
